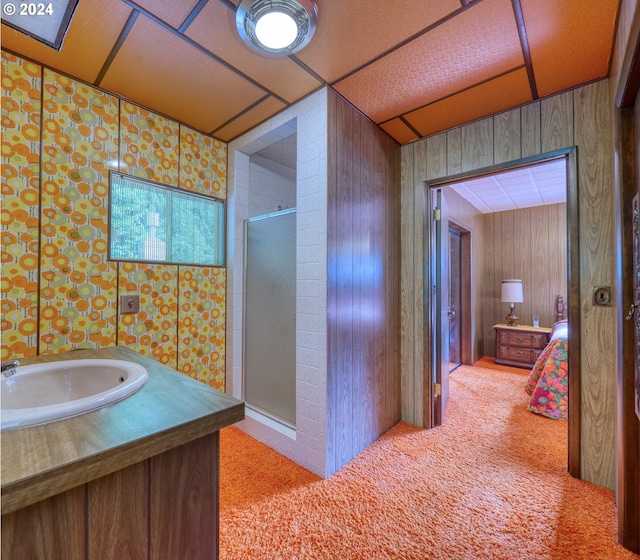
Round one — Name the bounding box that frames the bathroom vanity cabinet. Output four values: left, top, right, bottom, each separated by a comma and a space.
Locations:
1, 347, 244, 560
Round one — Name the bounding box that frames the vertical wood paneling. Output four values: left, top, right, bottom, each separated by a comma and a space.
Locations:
574, 80, 615, 488
351, 102, 365, 455
326, 90, 338, 473
400, 143, 417, 425
427, 133, 448, 180
335, 96, 354, 469
529, 206, 551, 318
447, 127, 462, 176
414, 139, 428, 426
387, 133, 402, 431
88, 462, 148, 560
494, 109, 522, 164
551, 204, 568, 309
362, 119, 377, 437
521, 101, 541, 157
2, 430, 226, 560
462, 118, 493, 172
400, 79, 614, 490
327, 91, 401, 473
541, 91, 574, 152
481, 204, 567, 355
1, 486, 84, 560
150, 433, 218, 560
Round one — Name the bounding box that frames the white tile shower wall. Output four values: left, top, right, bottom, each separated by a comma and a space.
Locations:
227, 88, 329, 478
249, 152, 296, 217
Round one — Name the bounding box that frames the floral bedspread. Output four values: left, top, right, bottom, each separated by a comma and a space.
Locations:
525, 322, 568, 420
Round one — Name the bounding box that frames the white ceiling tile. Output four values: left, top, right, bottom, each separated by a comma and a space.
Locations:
449, 159, 567, 213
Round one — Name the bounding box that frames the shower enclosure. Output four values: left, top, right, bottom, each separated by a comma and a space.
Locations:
244, 209, 296, 427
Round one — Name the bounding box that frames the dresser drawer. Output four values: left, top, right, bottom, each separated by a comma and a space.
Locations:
497, 346, 537, 364
498, 331, 547, 349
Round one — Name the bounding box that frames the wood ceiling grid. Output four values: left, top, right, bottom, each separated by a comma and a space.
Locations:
0, 0, 618, 143
92, 0, 484, 140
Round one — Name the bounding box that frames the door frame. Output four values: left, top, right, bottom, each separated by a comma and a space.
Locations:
423, 148, 581, 477
614, 10, 640, 551
448, 221, 472, 367
431, 188, 450, 426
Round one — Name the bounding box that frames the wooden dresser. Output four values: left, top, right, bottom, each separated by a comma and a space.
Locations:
493, 324, 552, 369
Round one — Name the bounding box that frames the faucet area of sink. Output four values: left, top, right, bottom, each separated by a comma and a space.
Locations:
1, 359, 148, 430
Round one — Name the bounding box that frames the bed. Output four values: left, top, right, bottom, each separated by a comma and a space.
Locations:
524, 299, 568, 420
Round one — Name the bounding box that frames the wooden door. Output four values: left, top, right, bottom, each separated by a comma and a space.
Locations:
448, 227, 462, 372
433, 189, 450, 426
634, 194, 640, 422
617, 34, 640, 550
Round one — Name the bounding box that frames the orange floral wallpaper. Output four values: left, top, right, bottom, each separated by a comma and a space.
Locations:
179, 125, 227, 199
119, 263, 178, 367
178, 266, 226, 387
120, 102, 179, 185
1, 52, 227, 390
1, 52, 41, 359
40, 69, 119, 354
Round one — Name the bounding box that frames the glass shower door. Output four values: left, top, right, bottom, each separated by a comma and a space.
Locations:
244, 209, 296, 427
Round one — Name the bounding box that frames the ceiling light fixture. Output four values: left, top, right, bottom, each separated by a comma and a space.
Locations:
236, 0, 318, 56
1, 0, 79, 51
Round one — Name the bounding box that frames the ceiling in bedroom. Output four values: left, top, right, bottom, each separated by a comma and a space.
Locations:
448, 158, 567, 213
1, 0, 620, 145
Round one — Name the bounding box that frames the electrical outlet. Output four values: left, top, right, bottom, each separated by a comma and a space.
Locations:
120, 295, 140, 314
593, 286, 612, 307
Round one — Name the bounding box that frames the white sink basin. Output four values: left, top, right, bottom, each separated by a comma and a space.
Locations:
1, 359, 148, 430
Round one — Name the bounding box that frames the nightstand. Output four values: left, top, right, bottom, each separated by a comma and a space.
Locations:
493, 324, 552, 369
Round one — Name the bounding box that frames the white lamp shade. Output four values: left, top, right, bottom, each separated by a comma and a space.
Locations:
501, 279, 524, 303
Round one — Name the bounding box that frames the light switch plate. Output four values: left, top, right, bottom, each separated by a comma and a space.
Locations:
120, 295, 140, 314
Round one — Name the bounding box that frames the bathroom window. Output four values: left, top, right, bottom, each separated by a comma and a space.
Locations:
108, 173, 225, 266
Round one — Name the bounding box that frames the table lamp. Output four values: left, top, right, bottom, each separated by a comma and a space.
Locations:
501, 279, 524, 326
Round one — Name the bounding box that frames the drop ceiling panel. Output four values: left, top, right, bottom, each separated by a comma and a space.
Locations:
0, 0, 622, 145
333, 0, 525, 123
100, 15, 266, 133
449, 158, 567, 213
521, 0, 619, 97
133, 0, 202, 28
380, 119, 419, 145
404, 68, 533, 138
184, 1, 322, 103
213, 96, 288, 142
0, 0, 132, 84
295, 0, 461, 83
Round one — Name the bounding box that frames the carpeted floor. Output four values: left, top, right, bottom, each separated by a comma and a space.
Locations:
219, 361, 639, 559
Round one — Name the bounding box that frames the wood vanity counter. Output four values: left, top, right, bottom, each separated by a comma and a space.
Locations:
1, 346, 244, 559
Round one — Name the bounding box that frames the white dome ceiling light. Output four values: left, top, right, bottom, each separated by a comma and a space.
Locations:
236, 0, 318, 56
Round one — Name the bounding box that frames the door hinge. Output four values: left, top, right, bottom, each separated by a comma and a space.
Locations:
433, 208, 441, 221
434, 383, 442, 396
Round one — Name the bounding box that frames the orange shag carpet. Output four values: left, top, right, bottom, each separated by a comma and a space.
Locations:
219, 361, 639, 559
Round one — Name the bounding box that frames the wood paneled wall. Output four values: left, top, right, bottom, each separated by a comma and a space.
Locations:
326, 91, 401, 476
482, 203, 567, 356
401, 80, 616, 489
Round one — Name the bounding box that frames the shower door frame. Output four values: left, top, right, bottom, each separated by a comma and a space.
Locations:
242, 207, 297, 429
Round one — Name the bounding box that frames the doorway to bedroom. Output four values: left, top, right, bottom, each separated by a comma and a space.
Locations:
428, 151, 574, 464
